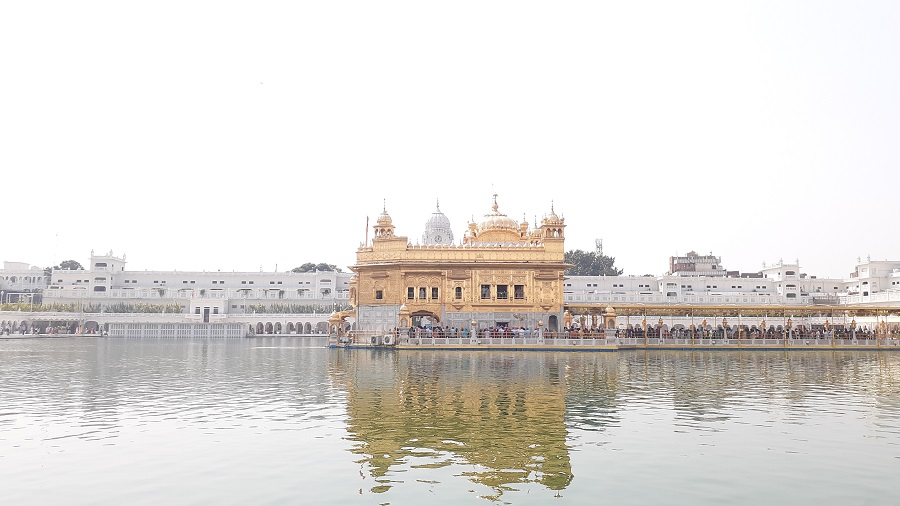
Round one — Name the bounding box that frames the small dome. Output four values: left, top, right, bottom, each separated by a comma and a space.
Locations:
423, 199, 454, 245
376, 207, 393, 226
426, 202, 451, 229
542, 201, 564, 226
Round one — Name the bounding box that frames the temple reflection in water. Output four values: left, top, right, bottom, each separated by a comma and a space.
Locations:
327, 347, 900, 498
329, 350, 595, 497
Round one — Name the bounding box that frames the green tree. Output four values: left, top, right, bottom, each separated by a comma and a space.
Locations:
291, 263, 342, 273
565, 239, 623, 276
45, 260, 84, 275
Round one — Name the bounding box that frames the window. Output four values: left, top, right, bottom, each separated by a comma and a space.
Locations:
242, 281, 247, 284
481, 284, 491, 299
375, 290, 383, 300
195, 307, 201, 314
431, 287, 439, 299
270, 281, 275, 284
407, 287, 415, 299
213, 281, 218, 284
497, 285, 508, 299
94, 263, 107, 268
514, 285, 525, 300
419, 287, 426, 299
455, 287, 462, 299
249, 281, 254, 284
183, 280, 188, 284
190, 280, 196, 284
213, 307, 219, 314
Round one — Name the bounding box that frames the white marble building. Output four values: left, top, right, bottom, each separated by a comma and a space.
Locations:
0, 261, 49, 303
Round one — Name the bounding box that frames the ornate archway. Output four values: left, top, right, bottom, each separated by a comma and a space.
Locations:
410, 310, 440, 328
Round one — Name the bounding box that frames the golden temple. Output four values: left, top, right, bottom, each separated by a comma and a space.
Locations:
349, 194, 568, 334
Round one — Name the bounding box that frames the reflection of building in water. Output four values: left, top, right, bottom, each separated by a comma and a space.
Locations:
331, 351, 575, 496
350, 194, 567, 333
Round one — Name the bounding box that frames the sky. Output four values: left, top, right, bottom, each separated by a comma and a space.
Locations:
2, 1, 898, 279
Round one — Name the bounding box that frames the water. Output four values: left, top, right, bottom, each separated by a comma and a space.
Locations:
2, 338, 900, 505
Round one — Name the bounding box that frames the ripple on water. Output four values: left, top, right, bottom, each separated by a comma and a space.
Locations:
3, 342, 900, 504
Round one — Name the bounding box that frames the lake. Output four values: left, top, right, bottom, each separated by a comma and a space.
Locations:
2, 337, 899, 505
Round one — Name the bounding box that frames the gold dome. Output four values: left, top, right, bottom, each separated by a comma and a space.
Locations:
376, 208, 393, 226
473, 194, 522, 243
541, 201, 564, 227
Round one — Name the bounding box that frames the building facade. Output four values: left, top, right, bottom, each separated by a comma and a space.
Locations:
350, 195, 568, 333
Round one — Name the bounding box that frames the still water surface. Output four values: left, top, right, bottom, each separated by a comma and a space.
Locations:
2, 337, 900, 505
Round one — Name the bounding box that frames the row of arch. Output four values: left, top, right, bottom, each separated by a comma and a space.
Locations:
2, 276, 48, 283
252, 321, 331, 335
0, 319, 102, 334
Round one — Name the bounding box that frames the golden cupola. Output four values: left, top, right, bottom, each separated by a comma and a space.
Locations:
540, 202, 565, 240
373, 202, 396, 239
465, 194, 524, 244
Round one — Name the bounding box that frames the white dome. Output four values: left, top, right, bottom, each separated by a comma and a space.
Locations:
422, 200, 454, 245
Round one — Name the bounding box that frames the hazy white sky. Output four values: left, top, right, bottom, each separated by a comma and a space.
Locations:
2, 1, 898, 279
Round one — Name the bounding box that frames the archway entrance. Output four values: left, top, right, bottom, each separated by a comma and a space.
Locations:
411, 311, 440, 329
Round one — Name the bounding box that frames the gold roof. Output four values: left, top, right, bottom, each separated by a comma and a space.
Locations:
471, 194, 522, 243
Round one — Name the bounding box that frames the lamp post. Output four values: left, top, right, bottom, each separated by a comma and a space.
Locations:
538, 319, 544, 341
642, 316, 647, 347
472, 319, 478, 342
658, 317, 664, 343
722, 318, 728, 342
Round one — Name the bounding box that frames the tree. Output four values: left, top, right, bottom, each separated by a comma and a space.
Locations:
565, 239, 623, 276
59, 260, 84, 270
291, 263, 342, 273
45, 260, 84, 275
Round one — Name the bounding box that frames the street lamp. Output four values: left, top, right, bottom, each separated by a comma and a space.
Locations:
642, 316, 647, 346
471, 319, 478, 342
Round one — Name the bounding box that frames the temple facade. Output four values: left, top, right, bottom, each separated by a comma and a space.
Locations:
350, 195, 568, 334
